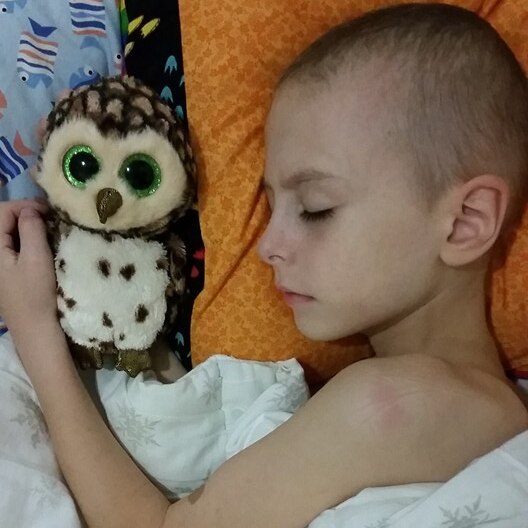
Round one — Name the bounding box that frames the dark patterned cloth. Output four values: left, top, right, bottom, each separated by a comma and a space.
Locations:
121, 0, 204, 370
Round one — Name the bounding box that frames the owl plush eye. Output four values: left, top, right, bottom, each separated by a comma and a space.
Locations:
119, 153, 161, 197
63, 145, 100, 188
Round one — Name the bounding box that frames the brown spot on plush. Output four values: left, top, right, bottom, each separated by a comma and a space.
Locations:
58, 259, 66, 272
66, 298, 77, 309
61, 223, 72, 239
102, 312, 113, 327
119, 333, 125, 341
135, 304, 149, 323
101, 232, 114, 243
156, 258, 168, 271
98, 259, 111, 277
57, 309, 64, 319
57, 286, 65, 298
89, 337, 98, 343
120, 264, 136, 281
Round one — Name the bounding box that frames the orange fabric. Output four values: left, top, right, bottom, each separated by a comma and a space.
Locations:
180, 0, 528, 385
490, 210, 528, 373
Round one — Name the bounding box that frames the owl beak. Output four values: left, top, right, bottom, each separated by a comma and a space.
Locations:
96, 188, 123, 224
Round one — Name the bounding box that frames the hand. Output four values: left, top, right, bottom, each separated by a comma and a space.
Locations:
0, 200, 57, 337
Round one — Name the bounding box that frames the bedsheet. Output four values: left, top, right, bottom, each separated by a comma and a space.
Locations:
0, 333, 81, 527
1, 331, 527, 527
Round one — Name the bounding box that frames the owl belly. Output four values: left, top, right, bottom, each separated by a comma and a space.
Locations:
55, 226, 169, 351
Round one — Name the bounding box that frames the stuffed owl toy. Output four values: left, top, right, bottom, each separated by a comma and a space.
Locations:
34, 76, 196, 377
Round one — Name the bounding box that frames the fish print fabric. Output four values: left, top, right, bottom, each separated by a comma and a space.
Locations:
0, 0, 122, 200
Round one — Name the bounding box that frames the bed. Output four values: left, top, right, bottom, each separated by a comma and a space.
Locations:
1, 0, 527, 526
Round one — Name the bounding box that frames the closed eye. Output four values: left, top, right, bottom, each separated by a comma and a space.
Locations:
300, 209, 335, 222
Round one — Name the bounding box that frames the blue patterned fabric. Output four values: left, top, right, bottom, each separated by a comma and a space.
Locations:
0, 0, 122, 336
0, 0, 122, 201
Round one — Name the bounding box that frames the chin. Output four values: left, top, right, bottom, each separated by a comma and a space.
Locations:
294, 315, 354, 342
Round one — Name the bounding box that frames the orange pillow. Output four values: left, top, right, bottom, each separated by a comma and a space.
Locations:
180, 0, 528, 385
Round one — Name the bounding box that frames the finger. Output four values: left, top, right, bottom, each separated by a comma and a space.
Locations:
0, 205, 37, 256
18, 208, 51, 260
1, 199, 47, 213
26, 198, 48, 213
0, 205, 22, 247
33, 196, 48, 208
0, 200, 48, 234
0, 232, 17, 257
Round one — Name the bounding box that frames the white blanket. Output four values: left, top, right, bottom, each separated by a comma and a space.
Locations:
0, 334, 81, 527
1, 332, 527, 527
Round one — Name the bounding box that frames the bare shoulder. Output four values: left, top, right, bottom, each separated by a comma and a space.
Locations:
328, 354, 528, 471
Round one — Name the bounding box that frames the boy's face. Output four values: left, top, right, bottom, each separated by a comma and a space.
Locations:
258, 78, 447, 341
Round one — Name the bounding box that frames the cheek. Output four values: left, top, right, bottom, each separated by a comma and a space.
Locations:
299, 227, 341, 273
315, 214, 433, 300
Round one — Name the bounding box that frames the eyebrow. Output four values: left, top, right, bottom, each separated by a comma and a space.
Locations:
261, 169, 338, 190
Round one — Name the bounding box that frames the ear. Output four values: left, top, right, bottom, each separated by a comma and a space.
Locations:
440, 175, 509, 267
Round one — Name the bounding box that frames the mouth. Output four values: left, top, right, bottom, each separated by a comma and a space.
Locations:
277, 285, 315, 306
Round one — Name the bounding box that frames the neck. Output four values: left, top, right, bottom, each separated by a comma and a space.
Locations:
367, 266, 505, 378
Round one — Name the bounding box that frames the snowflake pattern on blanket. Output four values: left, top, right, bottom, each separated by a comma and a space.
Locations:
10, 385, 49, 448
439, 496, 502, 527
110, 402, 161, 451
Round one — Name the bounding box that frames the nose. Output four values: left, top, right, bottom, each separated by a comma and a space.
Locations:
257, 215, 288, 265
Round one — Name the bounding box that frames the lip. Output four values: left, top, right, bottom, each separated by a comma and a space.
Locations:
277, 285, 315, 305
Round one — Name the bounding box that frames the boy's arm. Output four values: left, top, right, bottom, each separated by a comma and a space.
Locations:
13, 322, 171, 528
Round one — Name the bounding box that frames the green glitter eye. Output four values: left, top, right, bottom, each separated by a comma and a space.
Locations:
62, 145, 100, 188
119, 153, 161, 197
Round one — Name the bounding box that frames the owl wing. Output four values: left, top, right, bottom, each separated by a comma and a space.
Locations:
45, 209, 72, 255
162, 231, 188, 332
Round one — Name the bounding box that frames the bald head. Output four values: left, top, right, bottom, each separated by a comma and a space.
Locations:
279, 3, 528, 228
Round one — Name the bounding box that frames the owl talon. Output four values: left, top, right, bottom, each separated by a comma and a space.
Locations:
116, 349, 151, 377
70, 343, 103, 370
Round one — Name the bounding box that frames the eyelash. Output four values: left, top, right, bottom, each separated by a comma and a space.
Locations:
300, 209, 335, 223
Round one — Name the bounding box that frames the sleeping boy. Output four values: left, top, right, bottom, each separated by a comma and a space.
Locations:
0, 3, 527, 528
